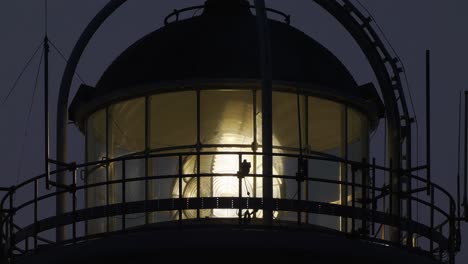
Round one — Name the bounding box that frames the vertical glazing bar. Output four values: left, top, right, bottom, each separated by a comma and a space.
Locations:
344, 106, 349, 233
72, 168, 77, 244
255, 0, 273, 226
105, 107, 110, 233
196, 89, 201, 220
252, 89, 258, 205
238, 154, 243, 224
34, 179, 38, 250
252, 89, 258, 220
430, 185, 434, 252
122, 160, 126, 231
372, 158, 376, 235
296, 89, 303, 225
144, 96, 150, 225
178, 156, 183, 223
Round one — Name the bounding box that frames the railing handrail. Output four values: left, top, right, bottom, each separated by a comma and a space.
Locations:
0, 150, 456, 261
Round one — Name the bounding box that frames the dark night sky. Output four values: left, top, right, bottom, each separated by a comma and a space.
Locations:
1, 0, 467, 261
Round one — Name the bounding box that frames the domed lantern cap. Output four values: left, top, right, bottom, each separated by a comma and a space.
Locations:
70, 0, 383, 126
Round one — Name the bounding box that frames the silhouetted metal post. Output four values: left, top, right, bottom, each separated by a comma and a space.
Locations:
457, 91, 462, 231
44, 36, 50, 190
464, 91, 468, 218
255, 0, 273, 226
426, 50, 431, 195
56, 0, 128, 242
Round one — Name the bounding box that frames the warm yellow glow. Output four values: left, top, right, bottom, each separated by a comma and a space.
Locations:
168, 92, 284, 219
330, 194, 354, 205
85, 91, 370, 234
210, 134, 282, 217
173, 134, 282, 219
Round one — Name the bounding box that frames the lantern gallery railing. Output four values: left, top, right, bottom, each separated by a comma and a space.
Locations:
0, 151, 457, 263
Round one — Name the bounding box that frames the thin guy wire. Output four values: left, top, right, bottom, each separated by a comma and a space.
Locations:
16, 51, 44, 185
1, 41, 43, 108
48, 39, 86, 83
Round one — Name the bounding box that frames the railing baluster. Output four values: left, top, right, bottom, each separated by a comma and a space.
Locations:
389, 159, 393, 229
25, 234, 28, 252
372, 158, 376, 236
178, 155, 183, 224
351, 164, 356, 233
72, 168, 77, 244
34, 178, 38, 251
238, 154, 243, 225
297, 157, 302, 226
449, 199, 455, 264
105, 160, 110, 233
361, 158, 367, 236
438, 225, 443, 261
4, 203, 8, 258
430, 185, 434, 252
145, 157, 149, 226
9, 187, 15, 261
397, 159, 401, 244
406, 170, 412, 247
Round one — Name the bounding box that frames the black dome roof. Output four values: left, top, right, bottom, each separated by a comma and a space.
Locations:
95, 4, 358, 93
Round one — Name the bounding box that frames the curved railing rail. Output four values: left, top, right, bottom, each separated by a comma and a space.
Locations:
0, 151, 457, 263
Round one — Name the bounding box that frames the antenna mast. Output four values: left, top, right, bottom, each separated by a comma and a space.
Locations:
44, 0, 50, 189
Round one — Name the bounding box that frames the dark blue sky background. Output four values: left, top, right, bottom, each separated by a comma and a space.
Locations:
0, 0, 467, 261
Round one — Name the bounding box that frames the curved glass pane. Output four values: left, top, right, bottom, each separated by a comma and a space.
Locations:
84, 88, 371, 233
348, 108, 369, 162
86, 109, 107, 234
150, 91, 197, 149
308, 97, 343, 152
200, 90, 253, 146
108, 98, 146, 229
